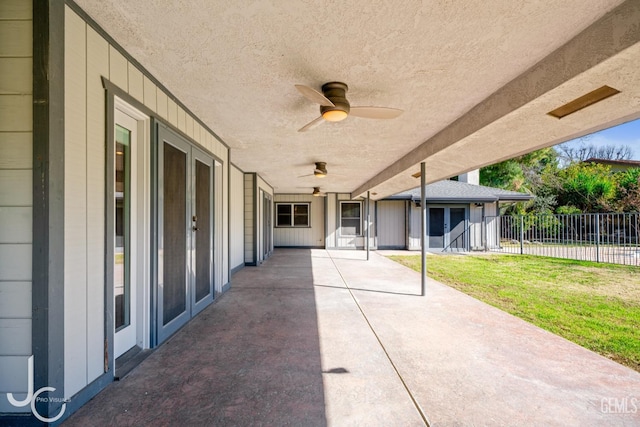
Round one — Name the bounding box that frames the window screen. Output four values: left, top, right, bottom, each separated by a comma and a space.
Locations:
276, 203, 309, 227
340, 202, 362, 235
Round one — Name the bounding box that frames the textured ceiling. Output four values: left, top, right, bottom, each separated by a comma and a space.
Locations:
74, 0, 639, 199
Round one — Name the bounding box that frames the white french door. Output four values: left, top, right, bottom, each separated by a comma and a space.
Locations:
113, 109, 139, 358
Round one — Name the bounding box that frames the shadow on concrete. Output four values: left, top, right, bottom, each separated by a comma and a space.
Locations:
63, 249, 327, 426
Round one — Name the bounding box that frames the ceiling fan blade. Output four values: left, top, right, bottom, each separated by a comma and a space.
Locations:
295, 84, 335, 107
349, 106, 403, 119
298, 116, 324, 132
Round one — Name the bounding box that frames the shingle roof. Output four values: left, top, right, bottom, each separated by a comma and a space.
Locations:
387, 180, 534, 203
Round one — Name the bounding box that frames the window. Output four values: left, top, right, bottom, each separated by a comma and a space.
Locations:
340, 202, 362, 235
276, 203, 310, 227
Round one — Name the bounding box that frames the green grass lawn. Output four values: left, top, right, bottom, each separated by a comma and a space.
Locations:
388, 254, 640, 372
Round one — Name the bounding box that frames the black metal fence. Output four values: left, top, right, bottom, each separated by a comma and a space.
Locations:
485, 213, 640, 266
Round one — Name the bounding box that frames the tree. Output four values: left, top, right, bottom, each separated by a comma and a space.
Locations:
554, 163, 617, 213
480, 145, 639, 214
615, 168, 640, 212
480, 147, 558, 214
555, 136, 633, 166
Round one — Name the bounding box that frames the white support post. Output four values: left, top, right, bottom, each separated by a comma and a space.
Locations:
366, 191, 370, 261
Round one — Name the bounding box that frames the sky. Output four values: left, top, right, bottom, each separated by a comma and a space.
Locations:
557, 118, 640, 160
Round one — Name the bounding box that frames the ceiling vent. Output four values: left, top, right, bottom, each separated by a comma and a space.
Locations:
547, 85, 620, 119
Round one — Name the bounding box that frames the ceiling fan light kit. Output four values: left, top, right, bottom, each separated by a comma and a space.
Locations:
314, 161, 327, 178
296, 81, 403, 132
320, 82, 350, 122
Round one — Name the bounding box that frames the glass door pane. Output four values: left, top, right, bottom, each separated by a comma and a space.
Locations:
162, 142, 187, 325
449, 207, 466, 250
194, 159, 211, 303
429, 208, 445, 248
115, 125, 130, 331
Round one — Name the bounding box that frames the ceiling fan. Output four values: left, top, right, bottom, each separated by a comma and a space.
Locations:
312, 187, 327, 197
298, 162, 328, 178
295, 82, 403, 132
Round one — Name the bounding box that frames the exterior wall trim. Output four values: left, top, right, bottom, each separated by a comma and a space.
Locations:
32, 0, 66, 421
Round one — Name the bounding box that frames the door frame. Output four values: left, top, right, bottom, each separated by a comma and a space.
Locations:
191, 146, 215, 316
108, 97, 151, 360
426, 204, 469, 251
154, 123, 216, 345
156, 125, 192, 343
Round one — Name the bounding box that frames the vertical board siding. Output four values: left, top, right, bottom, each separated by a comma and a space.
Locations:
86, 25, 109, 382
185, 114, 194, 139
127, 62, 144, 101
167, 98, 178, 126
485, 202, 499, 249
194, 122, 202, 146
64, 7, 88, 397
469, 205, 483, 250
143, 76, 156, 111
108, 45, 127, 90
377, 200, 406, 248
58, 4, 233, 404
156, 89, 168, 119
274, 194, 324, 247
230, 165, 244, 271
177, 106, 186, 133
0, 0, 33, 407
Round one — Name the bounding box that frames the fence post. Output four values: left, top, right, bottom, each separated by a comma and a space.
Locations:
595, 213, 600, 263
519, 215, 524, 255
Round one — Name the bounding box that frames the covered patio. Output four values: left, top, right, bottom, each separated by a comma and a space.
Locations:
64, 249, 640, 426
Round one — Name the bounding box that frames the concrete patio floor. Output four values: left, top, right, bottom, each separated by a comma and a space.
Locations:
64, 249, 640, 426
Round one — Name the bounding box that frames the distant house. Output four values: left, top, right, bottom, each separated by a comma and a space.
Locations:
583, 158, 640, 173
272, 171, 533, 253
377, 171, 533, 251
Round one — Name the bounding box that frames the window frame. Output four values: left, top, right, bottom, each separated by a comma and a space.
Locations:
339, 201, 363, 236
275, 202, 311, 228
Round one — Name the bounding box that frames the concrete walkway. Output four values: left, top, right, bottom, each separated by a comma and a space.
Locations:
64, 249, 640, 426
